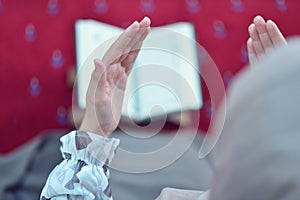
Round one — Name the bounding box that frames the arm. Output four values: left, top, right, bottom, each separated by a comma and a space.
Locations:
40, 17, 151, 200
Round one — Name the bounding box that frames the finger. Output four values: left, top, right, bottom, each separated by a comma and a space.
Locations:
121, 17, 151, 74
115, 66, 127, 90
122, 25, 150, 74
139, 16, 151, 27
248, 23, 265, 58
247, 38, 257, 66
106, 65, 127, 95
87, 59, 107, 101
126, 16, 151, 54
266, 19, 287, 46
253, 15, 273, 51
86, 59, 106, 110
102, 21, 140, 66
118, 16, 151, 64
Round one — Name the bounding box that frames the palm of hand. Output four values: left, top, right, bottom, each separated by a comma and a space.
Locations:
80, 17, 151, 137
96, 63, 127, 134
247, 16, 286, 65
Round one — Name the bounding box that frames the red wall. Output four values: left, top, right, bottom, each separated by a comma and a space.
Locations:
1, 0, 299, 153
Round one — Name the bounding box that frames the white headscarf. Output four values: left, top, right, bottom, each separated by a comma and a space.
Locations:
155, 38, 300, 200
210, 38, 300, 200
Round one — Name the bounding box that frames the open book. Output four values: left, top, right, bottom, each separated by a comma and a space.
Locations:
75, 19, 202, 122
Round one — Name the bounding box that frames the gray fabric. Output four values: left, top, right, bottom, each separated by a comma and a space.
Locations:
0, 130, 64, 200
0, 129, 212, 200
109, 130, 213, 200
210, 38, 300, 200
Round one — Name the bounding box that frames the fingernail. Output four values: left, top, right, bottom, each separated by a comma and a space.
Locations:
248, 23, 255, 31
255, 15, 262, 19
129, 21, 139, 29
254, 15, 265, 23
132, 21, 138, 26
143, 16, 150, 21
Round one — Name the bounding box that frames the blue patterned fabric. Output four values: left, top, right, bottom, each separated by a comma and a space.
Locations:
40, 131, 119, 200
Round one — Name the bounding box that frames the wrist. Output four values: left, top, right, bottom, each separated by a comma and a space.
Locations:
79, 109, 109, 137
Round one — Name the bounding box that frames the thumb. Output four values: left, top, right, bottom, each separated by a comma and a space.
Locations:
93, 58, 106, 86
87, 59, 107, 102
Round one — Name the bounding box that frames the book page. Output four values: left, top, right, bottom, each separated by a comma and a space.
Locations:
132, 23, 202, 120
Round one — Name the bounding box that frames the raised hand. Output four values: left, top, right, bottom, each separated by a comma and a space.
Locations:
247, 15, 287, 65
80, 17, 151, 137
